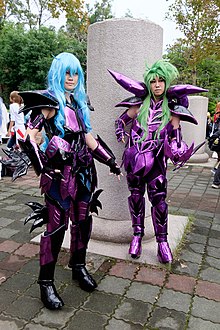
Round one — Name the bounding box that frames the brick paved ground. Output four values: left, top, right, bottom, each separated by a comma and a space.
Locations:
0, 145, 219, 329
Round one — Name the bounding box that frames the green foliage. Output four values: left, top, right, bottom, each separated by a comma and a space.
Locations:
0, 22, 86, 105
86, 0, 114, 24
164, 42, 220, 114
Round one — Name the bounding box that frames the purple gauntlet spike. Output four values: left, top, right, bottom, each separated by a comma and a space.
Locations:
115, 110, 133, 142
92, 135, 121, 175
108, 69, 148, 98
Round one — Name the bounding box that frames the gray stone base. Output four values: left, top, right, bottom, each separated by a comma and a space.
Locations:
31, 214, 188, 266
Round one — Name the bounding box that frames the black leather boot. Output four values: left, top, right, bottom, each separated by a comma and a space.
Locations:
70, 248, 97, 292
72, 264, 97, 292
38, 280, 64, 310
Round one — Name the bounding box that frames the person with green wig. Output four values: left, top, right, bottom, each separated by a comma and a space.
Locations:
109, 59, 207, 263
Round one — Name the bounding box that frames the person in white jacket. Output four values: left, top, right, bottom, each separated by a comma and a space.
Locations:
0, 97, 9, 143
7, 91, 26, 149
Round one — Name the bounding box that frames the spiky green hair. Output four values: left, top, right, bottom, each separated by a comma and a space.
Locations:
138, 60, 179, 141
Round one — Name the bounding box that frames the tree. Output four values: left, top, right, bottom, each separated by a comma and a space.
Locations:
0, 22, 87, 104
166, 0, 220, 84
164, 42, 220, 114
0, 0, 85, 29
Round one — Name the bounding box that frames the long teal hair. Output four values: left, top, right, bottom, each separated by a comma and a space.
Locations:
41, 52, 91, 150
138, 60, 178, 141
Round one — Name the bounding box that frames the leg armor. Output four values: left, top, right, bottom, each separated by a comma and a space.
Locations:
127, 173, 146, 259
38, 195, 69, 310
147, 174, 172, 263
69, 200, 97, 292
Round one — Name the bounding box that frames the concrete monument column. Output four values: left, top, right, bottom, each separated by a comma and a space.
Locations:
87, 18, 163, 243
181, 96, 209, 163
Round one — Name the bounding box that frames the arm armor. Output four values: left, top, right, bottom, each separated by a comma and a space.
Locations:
91, 135, 121, 175
18, 135, 47, 176
164, 127, 194, 166
115, 110, 133, 142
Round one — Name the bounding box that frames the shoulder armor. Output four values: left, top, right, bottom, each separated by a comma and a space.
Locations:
108, 69, 148, 98
18, 90, 59, 115
167, 84, 208, 98
115, 96, 143, 108
170, 105, 198, 125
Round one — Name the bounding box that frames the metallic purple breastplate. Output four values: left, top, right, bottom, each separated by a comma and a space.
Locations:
64, 105, 82, 132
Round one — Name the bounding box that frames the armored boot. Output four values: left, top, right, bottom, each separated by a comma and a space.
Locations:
128, 192, 145, 259
151, 201, 173, 263
69, 201, 97, 292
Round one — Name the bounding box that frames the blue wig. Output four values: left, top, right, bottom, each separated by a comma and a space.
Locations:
41, 52, 91, 150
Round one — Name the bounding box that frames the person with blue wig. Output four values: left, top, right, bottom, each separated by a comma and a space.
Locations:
17, 52, 121, 310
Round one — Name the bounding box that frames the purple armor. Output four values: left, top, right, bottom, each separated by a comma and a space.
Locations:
111, 68, 207, 264
17, 89, 120, 308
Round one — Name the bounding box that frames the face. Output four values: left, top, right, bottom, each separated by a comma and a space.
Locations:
150, 77, 165, 100
64, 71, 78, 91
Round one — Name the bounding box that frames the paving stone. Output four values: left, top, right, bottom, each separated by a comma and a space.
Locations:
24, 323, 57, 330
97, 275, 131, 295
65, 309, 108, 330
208, 237, 220, 248
4, 295, 41, 321
0, 314, 26, 330
207, 246, 220, 259
191, 296, 220, 323
0, 254, 28, 272
113, 297, 151, 326
83, 290, 121, 315
125, 282, 160, 304
200, 267, 220, 284
187, 243, 205, 254
186, 233, 208, 245
165, 274, 196, 294
195, 280, 220, 301
156, 288, 191, 313
205, 256, 220, 270
0, 240, 21, 252
97, 258, 116, 274
14, 243, 39, 258
0, 227, 19, 239
135, 266, 166, 286
0, 289, 18, 312
106, 317, 143, 330
0, 218, 15, 227
32, 306, 75, 328
61, 283, 90, 308
188, 316, 220, 330
172, 260, 199, 277
0, 269, 13, 284
147, 307, 186, 330
180, 250, 203, 264
1, 271, 36, 294
18, 259, 39, 275
0, 251, 8, 261
109, 260, 138, 280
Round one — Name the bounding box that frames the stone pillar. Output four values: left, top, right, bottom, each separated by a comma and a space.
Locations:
87, 18, 163, 243
181, 96, 209, 163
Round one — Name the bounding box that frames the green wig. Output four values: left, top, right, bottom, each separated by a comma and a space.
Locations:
138, 60, 179, 141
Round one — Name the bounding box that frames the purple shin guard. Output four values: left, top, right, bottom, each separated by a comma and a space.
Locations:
128, 193, 145, 259
151, 202, 173, 263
